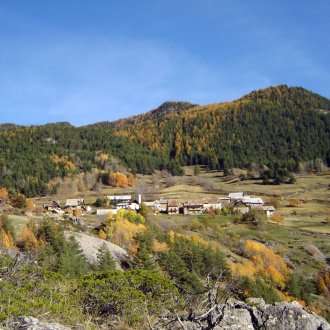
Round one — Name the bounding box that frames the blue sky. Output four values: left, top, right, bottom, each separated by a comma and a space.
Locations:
0, 0, 329, 126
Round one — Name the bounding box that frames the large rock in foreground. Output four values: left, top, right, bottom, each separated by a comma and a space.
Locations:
162, 298, 330, 330
5, 299, 330, 329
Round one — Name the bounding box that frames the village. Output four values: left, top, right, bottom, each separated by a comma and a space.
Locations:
43, 191, 276, 221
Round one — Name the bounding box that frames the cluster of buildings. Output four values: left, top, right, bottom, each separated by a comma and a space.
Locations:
43, 192, 275, 219
43, 198, 90, 215
144, 192, 275, 218
44, 195, 142, 217
96, 194, 141, 216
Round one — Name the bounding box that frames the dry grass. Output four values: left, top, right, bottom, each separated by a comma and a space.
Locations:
7, 214, 30, 236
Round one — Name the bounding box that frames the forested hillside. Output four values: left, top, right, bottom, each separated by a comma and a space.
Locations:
111, 85, 330, 173
0, 123, 164, 196
0, 85, 329, 196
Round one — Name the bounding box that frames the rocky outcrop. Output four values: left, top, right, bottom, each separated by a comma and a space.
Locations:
64, 231, 127, 269
215, 299, 330, 330
159, 298, 330, 330
6, 316, 71, 330
5, 299, 330, 329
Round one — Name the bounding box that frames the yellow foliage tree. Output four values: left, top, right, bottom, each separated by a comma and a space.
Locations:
98, 229, 107, 240
230, 260, 259, 280
105, 209, 146, 250
317, 272, 330, 300
25, 199, 35, 211
233, 240, 291, 287
152, 239, 168, 253
244, 240, 289, 275
190, 235, 208, 246
65, 161, 76, 171
267, 266, 286, 289
111, 219, 145, 249
19, 225, 38, 249
0, 229, 15, 249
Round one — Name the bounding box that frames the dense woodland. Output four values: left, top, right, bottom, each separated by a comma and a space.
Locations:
0, 85, 329, 196
0, 123, 164, 196
112, 85, 330, 173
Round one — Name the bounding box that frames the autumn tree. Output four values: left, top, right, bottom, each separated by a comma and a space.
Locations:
317, 271, 330, 300
0, 187, 8, 201
233, 240, 291, 289
10, 193, 27, 208
25, 199, 35, 211
0, 229, 15, 249
18, 225, 38, 249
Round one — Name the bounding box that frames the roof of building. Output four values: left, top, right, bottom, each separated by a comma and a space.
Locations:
183, 200, 205, 207
242, 197, 264, 204
108, 195, 131, 200
262, 205, 275, 211
167, 200, 179, 207
228, 192, 244, 198
65, 199, 84, 206
234, 201, 249, 207
206, 198, 222, 204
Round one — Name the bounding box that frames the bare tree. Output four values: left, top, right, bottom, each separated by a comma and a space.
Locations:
156, 270, 238, 329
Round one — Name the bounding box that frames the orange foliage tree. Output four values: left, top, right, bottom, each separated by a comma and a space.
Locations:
108, 172, 129, 187
0, 187, 8, 201
25, 199, 35, 211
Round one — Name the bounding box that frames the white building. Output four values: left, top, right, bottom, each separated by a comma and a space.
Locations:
228, 192, 244, 202
242, 197, 264, 207
96, 209, 118, 216
262, 206, 275, 218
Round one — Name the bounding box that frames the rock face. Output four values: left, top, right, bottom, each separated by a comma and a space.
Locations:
214, 299, 330, 330
164, 298, 330, 330
5, 299, 330, 329
64, 232, 127, 269
6, 316, 71, 330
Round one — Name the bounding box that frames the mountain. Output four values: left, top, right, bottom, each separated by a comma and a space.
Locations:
0, 85, 329, 196
0, 123, 21, 131
110, 85, 330, 172
110, 101, 197, 128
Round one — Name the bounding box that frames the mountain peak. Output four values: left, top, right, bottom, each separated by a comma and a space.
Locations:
241, 85, 329, 103
109, 101, 197, 128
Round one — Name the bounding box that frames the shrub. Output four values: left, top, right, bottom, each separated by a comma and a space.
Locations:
287, 199, 299, 207
78, 270, 179, 326
272, 213, 284, 223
